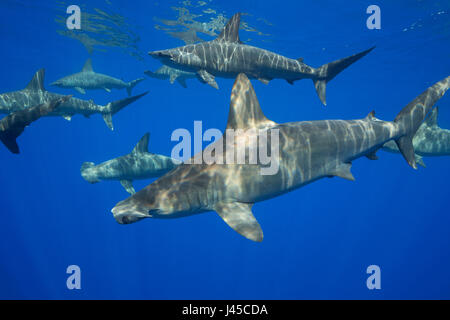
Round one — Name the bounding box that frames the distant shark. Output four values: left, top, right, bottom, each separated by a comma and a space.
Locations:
383, 107, 450, 167
0, 96, 71, 154
51, 59, 145, 96
0, 69, 148, 130
112, 73, 449, 242
149, 13, 374, 105
81, 133, 181, 194
144, 65, 196, 88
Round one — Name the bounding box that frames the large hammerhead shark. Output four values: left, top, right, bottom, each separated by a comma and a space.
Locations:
112, 73, 449, 242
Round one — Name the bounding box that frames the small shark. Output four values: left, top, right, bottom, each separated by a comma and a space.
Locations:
81, 133, 181, 194
149, 13, 374, 105
144, 65, 196, 88
0, 96, 71, 154
111, 74, 449, 242
383, 107, 450, 167
51, 59, 145, 96
0, 69, 148, 130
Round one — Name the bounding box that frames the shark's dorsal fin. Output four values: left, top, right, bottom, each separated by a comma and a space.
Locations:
227, 73, 275, 130
82, 59, 94, 72
365, 110, 376, 121
25, 69, 45, 91
216, 13, 242, 43
424, 107, 439, 127
132, 133, 150, 154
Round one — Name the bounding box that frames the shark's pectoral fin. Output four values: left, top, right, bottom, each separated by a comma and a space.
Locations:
424, 107, 439, 127
197, 70, 219, 89
314, 79, 327, 106
74, 87, 86, 94
215, 202, 263, 242
120, 180, 136, 195
102, 113, 114, 130
258, 78, 271, 85
330, 163, 355, 181
104, 88, 111, 93
416, 154, 426, 168
169, 74, 178, 84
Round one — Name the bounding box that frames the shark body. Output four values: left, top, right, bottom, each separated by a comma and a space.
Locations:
51, 59, 145, 96
144, 65, 196, 88
81, 133, 180, 194
149, 13, 374, 105
0, 96, 70, 154
112, 73, 450, 242
0, 69, 148, 130
383, 107, 450, 166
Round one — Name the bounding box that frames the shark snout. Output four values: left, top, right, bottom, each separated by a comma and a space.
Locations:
148, 50, 174, 62
50, 80, 62, 87
111, 199, 151, 224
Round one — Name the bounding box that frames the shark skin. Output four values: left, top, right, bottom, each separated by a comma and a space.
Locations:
0, 69, 148, 130
149, 13, 374, 105
111, 73, 450, 242
0, 95, 71, 154
51, 59, 145, 96
81, 133, 181, 194
144, 65, 196, 88
382, 107, 450, 167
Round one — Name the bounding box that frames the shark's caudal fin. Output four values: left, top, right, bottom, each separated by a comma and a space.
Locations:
102, 91, 149, 130
0, 131, 20, 154
25, 69, 46, 91
394, 76, 450, 169
314, 47, 375, 105
127, 78, 145, 96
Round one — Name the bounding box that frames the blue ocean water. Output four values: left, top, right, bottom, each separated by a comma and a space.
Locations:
0, 0, 449, 299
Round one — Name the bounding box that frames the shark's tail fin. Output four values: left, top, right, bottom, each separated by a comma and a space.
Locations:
127, 78, 145, 96
0, 131, 20, 154
393, 76, 450, 169
314, 47, 375, 105
102, 91, 149, 130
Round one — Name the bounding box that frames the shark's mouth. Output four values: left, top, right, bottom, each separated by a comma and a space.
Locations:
148, 51, 172, 59
111, 199, 151, 224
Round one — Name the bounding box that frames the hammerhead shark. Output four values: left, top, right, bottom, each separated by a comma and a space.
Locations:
111, 73, 449, 242
81, 133, 181, 194
0, 69, 148, 130
149, 13, 374, 105
51, 59, 145, 96
0, 96, 71, 154
144, 65, 196, 88
383, 107, 450, 166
